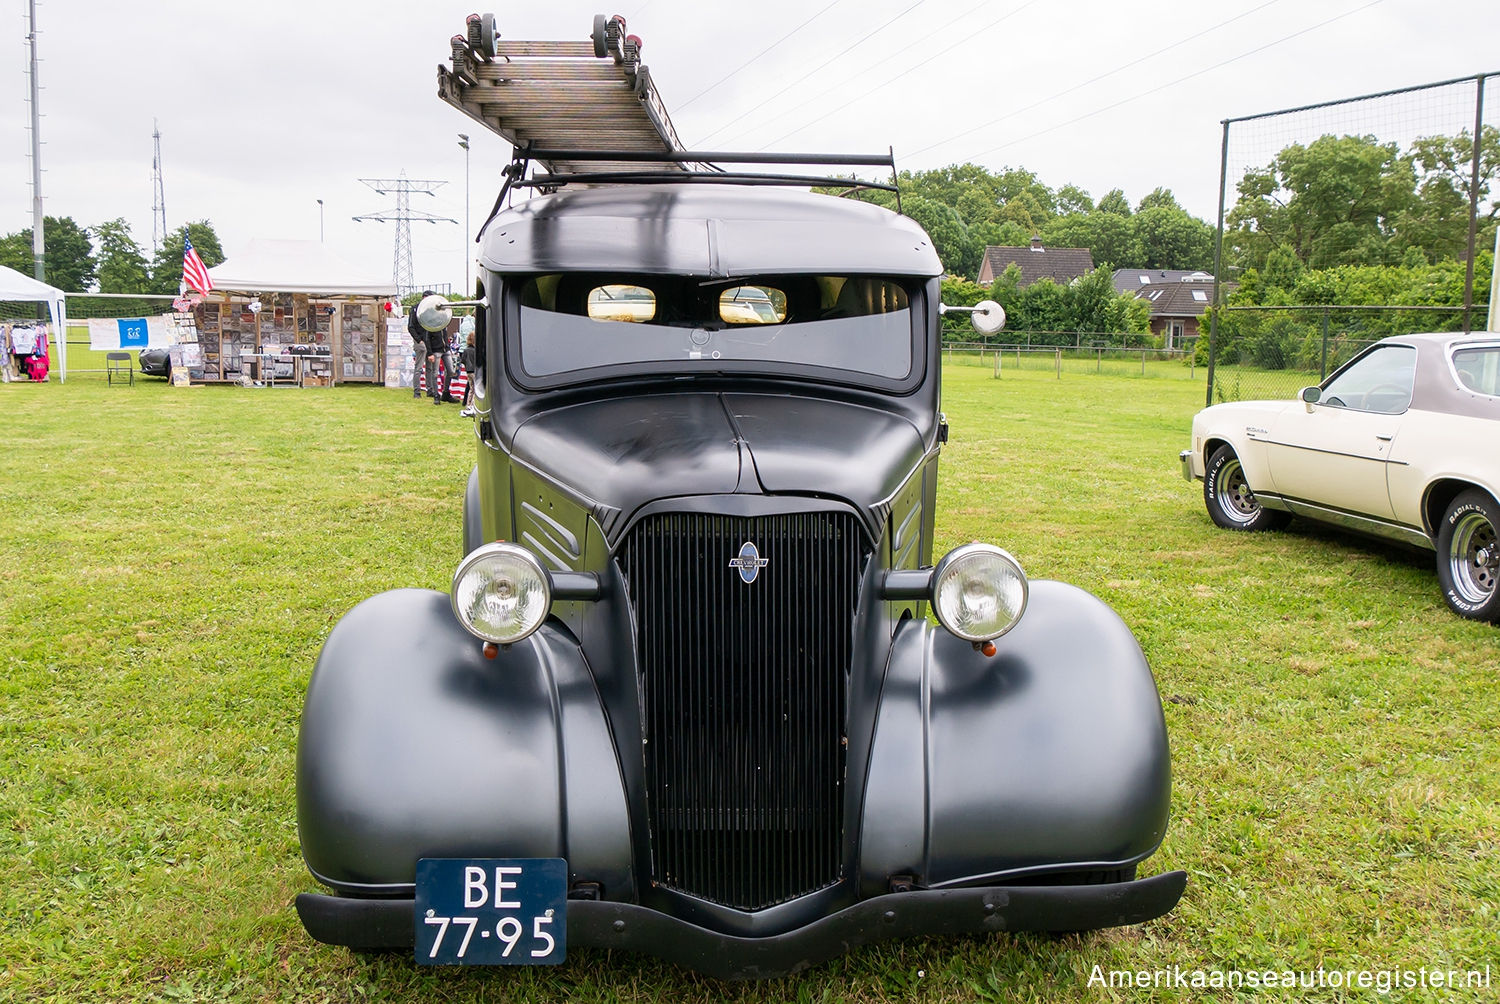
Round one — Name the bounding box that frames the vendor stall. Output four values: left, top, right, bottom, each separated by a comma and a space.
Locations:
194, 240, 395, 385
0, 263, 66, 382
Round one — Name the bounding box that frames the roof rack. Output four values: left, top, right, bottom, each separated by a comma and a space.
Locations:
516, 148, 899, 191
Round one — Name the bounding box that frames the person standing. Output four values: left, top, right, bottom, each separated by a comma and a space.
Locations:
444, 327, 461, 404
424, 314, 449, 404
407, 293, 430, 400
459, 327, 477, 416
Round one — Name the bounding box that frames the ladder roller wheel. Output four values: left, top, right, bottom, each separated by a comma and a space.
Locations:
480, 13, 499, 58
592, 14, 608, 58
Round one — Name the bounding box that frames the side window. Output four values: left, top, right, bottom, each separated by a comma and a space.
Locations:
473, 279, 487, 378
1453, 347, 1500, 396
1321, 345, 1417, 415
719, 286, 787, 325
587, 284, 656, 322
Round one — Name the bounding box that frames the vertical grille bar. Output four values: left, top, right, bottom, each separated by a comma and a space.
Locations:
621, 510, 865, 911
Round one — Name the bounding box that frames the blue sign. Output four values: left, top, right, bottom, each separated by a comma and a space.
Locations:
414, 858, 566, 966
115, 318, 149, 348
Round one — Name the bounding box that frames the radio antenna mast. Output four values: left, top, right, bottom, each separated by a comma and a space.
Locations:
151, 120, 168, 256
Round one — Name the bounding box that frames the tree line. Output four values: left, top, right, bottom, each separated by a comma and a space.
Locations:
1, 217, 225, 315
1214, 127, 1498, 369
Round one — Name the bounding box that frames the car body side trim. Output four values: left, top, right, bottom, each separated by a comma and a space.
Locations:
1257, 438, 1410, 467
1255, 492, 1432, 549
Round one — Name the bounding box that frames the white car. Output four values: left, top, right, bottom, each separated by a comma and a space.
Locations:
1181, 332, 1500, 623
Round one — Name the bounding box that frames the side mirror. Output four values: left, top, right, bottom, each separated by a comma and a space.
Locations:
938, 299, 1006, 336
1298, 386, 1321, 412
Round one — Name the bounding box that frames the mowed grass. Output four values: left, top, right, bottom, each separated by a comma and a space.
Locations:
1, 361, 1495, 1003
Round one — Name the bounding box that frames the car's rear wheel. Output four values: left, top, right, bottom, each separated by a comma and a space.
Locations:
1203, 445, 1288, 532
1436, 489, 1500, 623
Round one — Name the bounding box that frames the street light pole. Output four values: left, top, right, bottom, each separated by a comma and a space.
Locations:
317, 199, 324, 242
458, 133, 470, 295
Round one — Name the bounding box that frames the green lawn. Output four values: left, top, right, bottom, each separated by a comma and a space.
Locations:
1, 365, 1495, 1003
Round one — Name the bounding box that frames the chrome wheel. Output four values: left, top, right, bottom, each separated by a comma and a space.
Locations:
1448, 510, 1498, 606
1215, 456, 1260, 525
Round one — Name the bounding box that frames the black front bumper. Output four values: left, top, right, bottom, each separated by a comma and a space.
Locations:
296, 871, 1186, 980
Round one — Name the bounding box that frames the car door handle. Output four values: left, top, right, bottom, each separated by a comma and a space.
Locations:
1375, 434, 1393, 441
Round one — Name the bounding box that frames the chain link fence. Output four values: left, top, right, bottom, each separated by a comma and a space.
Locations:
1207, 72, 1499, 405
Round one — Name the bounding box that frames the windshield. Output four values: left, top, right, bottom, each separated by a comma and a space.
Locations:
513, 273, 917, 386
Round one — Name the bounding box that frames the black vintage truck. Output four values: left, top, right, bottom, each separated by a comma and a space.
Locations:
293, 14, 1183, 980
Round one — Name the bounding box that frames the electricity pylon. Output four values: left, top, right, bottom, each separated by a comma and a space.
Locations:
353, 173, 456, 297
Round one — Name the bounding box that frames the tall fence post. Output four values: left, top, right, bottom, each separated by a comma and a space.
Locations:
1462, 73, 1487, 334
1320, 307, 1330, 380
1055, 348, 1061, 379
1207, 118, 1230, 407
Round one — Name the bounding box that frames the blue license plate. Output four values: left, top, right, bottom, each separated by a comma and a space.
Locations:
414, 858, 567, 965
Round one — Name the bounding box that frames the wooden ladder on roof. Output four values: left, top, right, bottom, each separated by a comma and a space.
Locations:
437, 13, 686, 178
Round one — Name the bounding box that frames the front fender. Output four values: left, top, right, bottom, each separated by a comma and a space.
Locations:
296, 588, 633, 897
859, 580, 1171, 894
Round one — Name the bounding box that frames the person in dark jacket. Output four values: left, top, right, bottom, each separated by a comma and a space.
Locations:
425, 322, 450, 404
408, 299, 428, 400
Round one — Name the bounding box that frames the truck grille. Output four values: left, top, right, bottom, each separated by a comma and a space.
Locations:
619, 510, 866, 911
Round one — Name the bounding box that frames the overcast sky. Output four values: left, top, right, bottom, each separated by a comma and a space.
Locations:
4, 0, 1499, 292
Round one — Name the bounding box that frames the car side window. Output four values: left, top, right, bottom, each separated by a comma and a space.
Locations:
1320, 345, 1417, 415
1453, 347, 1500, 396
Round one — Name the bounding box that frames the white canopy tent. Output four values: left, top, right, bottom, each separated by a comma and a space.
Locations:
207, 240, 395, 297
0, 263, 68, 381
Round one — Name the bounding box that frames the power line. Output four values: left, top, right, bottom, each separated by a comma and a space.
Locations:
729, 0, 1006, 150
907, 0, 1284, 160
696, 0, 928, 147
676, 0, 845, 110
958, 0, 1385, 163
758, 0, 1041, 150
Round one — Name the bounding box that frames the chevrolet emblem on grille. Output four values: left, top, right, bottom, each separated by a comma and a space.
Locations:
728, 541, 769, 584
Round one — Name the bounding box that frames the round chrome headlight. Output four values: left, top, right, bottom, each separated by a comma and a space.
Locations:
931, 543, 1028, 642
451, 543, 551, 645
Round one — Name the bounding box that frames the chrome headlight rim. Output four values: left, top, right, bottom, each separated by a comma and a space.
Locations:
450, 542, 552, 645
931, 542, 1028, 643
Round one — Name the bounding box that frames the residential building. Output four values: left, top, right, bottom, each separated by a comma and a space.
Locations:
977, 236, 1095, 287
1112, 269, 1230, 349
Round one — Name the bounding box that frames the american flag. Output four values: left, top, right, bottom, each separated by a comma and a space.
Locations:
181, 235, 214, 294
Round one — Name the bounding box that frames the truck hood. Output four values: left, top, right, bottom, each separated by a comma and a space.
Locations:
509, 392, 927, 527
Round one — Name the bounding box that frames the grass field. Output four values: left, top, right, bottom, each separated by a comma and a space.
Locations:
1, 361, 1496, 1003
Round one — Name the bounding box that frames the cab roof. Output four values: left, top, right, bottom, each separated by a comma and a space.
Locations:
478, 184, 943, 279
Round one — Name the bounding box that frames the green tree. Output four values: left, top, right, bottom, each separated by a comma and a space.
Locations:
1056, 184, 1094, 216
85, 218, 156, 317
1136, 187, 1182, 212
1065, 265, 1148, 337
1226, 134, 1416, 271
149, 221, 225, 294
92, 218, 151, 293
1043, 211, 1137, 270
1132, 206, 1213, 270
901, 196, 979, 279
1401, 125, 1500, 261
1096, 188, 1132, 216
0, 215, 97, 291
